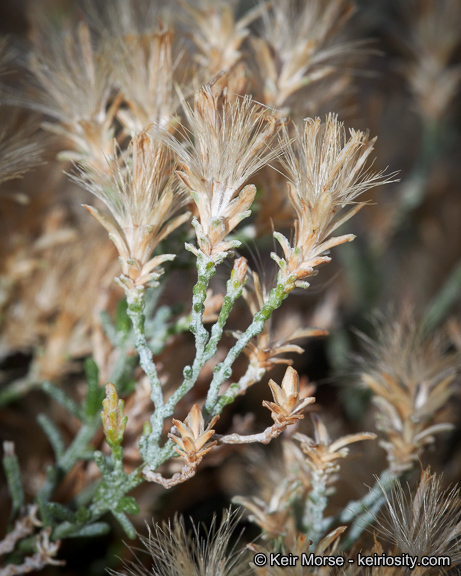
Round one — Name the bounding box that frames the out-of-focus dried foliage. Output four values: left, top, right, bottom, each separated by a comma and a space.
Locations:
178, 0, 265, 79
250, 0, 359, 115
113, 509, 251, 576
359, 309, 459, 473
28, 20, 117, 166
107, 25, 179, 134
397, 0, 461, 122
376, 469, 461, 574
0, 109, 42, 186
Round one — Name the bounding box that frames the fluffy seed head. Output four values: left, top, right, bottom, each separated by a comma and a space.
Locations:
75, 130, 188, 289
163, 85, 284, 256
273, 114, 393, 288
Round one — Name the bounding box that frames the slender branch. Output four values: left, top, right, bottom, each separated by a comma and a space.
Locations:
142, 254, 246, 470
205, 273, 290, 416
125, 288, 164, 454
340, 469, 396, 549
163, 255, 246, 416
217, 419, 289, 445
213, 362, 266, 414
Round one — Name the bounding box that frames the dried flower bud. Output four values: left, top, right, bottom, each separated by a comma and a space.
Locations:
169, 404, 219, 462
263, 366, 315, 424
232, 257, 248, 285
101, 383, 127, 448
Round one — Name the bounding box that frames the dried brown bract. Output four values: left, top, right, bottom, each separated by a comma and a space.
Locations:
169, 403, 219, 462
263, 366, 316, 426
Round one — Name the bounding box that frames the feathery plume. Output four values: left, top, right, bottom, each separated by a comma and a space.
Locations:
113, 509, 250, 576
273, 115, 392, 290
163, 85, 284, 257
74, 130, 188, 289
251, 0, 358, 113
28, 20, 117, 167
107, 25, 179, 134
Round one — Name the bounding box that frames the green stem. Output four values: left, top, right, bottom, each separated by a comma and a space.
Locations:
142, 254, 247, 470
205, 274, 289, 416
126, 288, 164, 450
164, 257, 244, 415
213, 362, 266, 414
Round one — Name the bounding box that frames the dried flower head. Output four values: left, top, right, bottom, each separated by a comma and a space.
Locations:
107, 25, 179, 133
359, 309, 459, 473
263, 366, 316, 425
251, 0, 357, 113
180, 0, 266, 76
399, 0, 461, 122
144, 404, 219, 487
29, 20, 117, 166
169, 403, 219, 462
295, 414, 376, 476
273, 115, 392, 290
219, 367, 315, 447
163, 85, 284, 257
376, 469, 461, 574
114, 509, 250, 576
75, 130, 188, 290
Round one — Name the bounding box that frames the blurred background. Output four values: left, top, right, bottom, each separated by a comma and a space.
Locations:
1, 0, 461, 574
